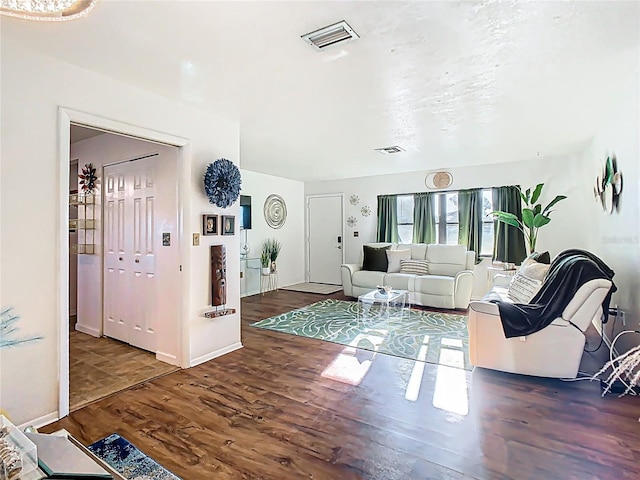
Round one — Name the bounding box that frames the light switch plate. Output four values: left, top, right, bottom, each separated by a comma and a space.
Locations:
193, 233, 200, 246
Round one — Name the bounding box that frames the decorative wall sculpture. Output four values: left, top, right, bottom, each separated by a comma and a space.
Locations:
203, 158, 241, 208
264, 194, 287, 229
594, 155, 623, 214
425, 171, 453, 190
210, 245, 227, 306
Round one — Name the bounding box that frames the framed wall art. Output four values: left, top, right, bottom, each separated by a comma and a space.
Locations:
203, 214, 218, 236
222, 215, 235, 236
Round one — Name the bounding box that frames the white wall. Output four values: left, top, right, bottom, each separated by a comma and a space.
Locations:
305, 154, 587, 298
578, 69, 639, 353
239, 170, 305, 293
0, 41, 241, 425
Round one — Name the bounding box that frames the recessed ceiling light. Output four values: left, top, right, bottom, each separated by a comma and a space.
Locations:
302, 20, 359, 50
375, 146, 405, 155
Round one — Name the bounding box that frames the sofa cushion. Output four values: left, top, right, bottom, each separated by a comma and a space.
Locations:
383, 273, 414, 291
386, 249, 412, 273
399, 259, 429, 275
352, 270, 387, 288
413, 275, 455, 296
397, 243, 427, 260
425, 244, 467, 276
362, 245, 391, 272
507, 272, 542, 303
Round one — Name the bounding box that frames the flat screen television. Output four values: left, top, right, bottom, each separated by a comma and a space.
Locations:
240, 195, 251, 230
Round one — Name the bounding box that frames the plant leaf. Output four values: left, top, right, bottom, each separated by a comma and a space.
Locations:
524, 188, 531, 204
533, 214, 551, 228
488, 211, 521, 228
542, 195, 567, 215
533, 204, 542, 216
522, 208, 535, 227
531, 183, 544, 204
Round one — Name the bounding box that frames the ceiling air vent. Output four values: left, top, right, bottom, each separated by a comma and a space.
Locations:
375, 146, 405, 155
302, 20, 359, 50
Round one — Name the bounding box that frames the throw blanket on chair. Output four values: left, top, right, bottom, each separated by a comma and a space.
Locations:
495, 249, 616, 338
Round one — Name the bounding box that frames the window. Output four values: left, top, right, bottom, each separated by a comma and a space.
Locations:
396, 189, 494, 255
397, 194, 414, 244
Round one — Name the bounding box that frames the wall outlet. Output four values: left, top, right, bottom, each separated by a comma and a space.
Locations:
193, 233, 200, 246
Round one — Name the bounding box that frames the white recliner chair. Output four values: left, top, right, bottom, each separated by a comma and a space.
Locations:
468, 278, 613, 379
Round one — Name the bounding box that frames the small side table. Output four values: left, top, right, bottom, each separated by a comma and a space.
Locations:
260, 271, 278, 295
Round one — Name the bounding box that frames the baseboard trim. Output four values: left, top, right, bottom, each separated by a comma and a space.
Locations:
75, 323, 100, 337
190, 342, 243, 368
156, 351, 178, 366
18, 411, 59, 430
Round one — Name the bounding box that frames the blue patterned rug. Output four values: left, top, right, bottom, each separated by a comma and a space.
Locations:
251, 299, 470, 370
88, 434, 181, 480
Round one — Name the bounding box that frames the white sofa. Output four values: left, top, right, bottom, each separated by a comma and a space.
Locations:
468, 278, 613, 378
341, 243, 475, 309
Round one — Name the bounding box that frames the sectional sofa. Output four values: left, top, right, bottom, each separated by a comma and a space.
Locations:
341, 243, 475, 309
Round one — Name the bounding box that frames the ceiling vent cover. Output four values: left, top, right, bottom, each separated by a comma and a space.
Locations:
375, 146, 405, 155
302, 20, 359, 50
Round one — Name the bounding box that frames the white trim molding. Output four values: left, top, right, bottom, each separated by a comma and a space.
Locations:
190, 342, 243, 368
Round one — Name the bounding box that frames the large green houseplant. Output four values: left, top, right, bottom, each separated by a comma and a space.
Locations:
490, 183, 566, 254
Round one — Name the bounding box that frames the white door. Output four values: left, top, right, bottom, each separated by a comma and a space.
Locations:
103, 157, 158, 352
308, 195, 343, 284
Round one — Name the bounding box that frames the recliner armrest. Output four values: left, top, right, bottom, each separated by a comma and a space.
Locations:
341, 263, 362, 276
469, 300, 500, 316
341, 264, 362, 297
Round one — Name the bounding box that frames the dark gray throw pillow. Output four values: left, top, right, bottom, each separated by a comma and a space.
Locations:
362, 245, 391, 272
529, 251, 551, 264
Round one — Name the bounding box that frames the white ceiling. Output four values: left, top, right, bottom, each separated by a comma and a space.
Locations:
3, 1, 639, 182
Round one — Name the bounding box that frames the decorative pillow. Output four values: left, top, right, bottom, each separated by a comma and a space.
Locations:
399, 259, 429, 275
362, 245, 391, 272
507, 272, 542, 303
386, 249, 411, 273
528, 251, 551, 264
519, 257, 550, 282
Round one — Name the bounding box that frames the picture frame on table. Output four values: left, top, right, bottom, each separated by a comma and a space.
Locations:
222, 215, 235, 236
203, 214, 218, 236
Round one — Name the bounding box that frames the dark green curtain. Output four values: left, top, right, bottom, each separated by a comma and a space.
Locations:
413, 192, 436, 244
458, 188, 483, 262
376, 195, 398, 242
492, 186, 527, 264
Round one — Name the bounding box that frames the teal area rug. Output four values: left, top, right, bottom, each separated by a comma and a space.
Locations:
251, 299, 470, 370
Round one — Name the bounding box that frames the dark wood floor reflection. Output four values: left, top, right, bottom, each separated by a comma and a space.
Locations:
45, 291, 639, 479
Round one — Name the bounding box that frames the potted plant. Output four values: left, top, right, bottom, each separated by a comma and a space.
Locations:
490, 183, 566, 255
268, 238, 281, 273
260, 250, 270, 275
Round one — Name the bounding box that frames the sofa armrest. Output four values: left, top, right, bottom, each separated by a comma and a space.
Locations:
341, 264, 362, 297
469, 300, 500, 317
453, 270, 474, 309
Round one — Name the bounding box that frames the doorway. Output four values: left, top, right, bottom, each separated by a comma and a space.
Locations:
307, 194, 344, 285
60, 108, 190, 418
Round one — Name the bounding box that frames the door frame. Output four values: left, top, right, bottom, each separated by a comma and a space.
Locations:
57, 107, 191, 418
305, 193, 345, 283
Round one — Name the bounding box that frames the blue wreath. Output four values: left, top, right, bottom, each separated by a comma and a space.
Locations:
203, 158, 241, 208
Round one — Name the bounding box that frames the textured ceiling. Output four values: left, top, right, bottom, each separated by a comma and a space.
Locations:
2, 1, 639, 181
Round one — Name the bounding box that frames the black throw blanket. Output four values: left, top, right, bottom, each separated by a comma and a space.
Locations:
495, 249, 616, 338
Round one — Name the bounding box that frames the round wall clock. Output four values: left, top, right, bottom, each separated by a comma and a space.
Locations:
203, 158, 241, 208
264, 194, 287, 229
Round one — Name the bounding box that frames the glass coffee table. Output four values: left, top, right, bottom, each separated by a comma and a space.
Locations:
357, 289, 409, 323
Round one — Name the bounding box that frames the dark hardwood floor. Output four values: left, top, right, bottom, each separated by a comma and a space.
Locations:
43, 291, 639, 479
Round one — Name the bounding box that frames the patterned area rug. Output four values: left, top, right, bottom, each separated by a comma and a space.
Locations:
88, 434, 181, 480
251, 299, 470, 370
281, 282, 343, 294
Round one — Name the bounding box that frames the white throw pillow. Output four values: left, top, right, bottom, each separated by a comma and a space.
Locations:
386, 249, 411, 273
519, 257, 550, 282
507, 272, 542, 303
399, 259, 429, 275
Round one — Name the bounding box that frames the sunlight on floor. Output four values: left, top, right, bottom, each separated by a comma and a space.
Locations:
321, 329, 389, 385
405, 335, 430, 401
432, 344, 469, 416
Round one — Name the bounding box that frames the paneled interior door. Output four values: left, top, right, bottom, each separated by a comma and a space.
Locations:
103, 157, 158, 352
307, 195, 343, 285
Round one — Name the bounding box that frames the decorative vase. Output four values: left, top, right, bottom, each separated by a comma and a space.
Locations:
261, 267, 270, 275
270, 261, 277, 273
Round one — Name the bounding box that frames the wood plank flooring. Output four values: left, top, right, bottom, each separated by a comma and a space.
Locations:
44, 291, 640, 479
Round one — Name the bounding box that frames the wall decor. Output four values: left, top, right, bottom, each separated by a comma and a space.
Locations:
264, 194, 287, 229
425, 171, 453, 190
347, 216, 357, 227
349, 194, 360, 205
203, 245, 235, 318
361, 205, 371, 217
222, 215, 235, 236
79, 162, 99, 194
594, 154, 623, 214
203, 158, 242, 208
202, 214, 218, 235
1, 307, 43, 349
